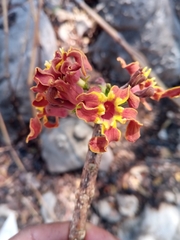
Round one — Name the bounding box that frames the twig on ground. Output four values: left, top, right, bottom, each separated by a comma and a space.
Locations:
73, 0, 180, 108
69, 124, 102, 240
28, 0, 43, 117
0, 112, 26, 171
2, 0, 10, 80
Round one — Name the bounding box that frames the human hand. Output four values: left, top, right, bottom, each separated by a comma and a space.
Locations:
10, 221, 118, 240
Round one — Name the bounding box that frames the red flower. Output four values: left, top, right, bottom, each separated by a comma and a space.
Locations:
118, 58, 180, 109
76, 85, 142, 153
27, 47, 92, 142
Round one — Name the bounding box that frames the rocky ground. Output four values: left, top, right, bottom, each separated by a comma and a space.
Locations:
0, 1, 180, 240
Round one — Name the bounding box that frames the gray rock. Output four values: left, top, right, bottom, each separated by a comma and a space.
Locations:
158, 129, 168, 140
41, 191, 57, 223
118, 203, 180, 240
99, 147, 114, 172
91, 0, 180, 87
94, 197, 121, 223
0, 0, 57, 124
163, 191, 176, 203
116, 194, 139, 217
139, 203, 180, 240
41, 118, 92, 173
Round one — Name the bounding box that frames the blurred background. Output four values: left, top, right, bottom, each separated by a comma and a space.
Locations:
0, 0, 180, 239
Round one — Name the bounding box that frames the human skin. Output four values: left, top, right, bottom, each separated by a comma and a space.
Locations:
10, 222, 118, 240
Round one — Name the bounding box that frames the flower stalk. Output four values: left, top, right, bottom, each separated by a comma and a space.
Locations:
68, 124, 102, 240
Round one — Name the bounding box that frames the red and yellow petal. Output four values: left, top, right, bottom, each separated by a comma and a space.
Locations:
161, 86, 180, 99
76, 103, 99, 122
43, 116, 59, 128
125, 119, 143, 142
34, 68, 55, 86
112, 85, 130, 103
67, 47, 92, 76
76, 92, 100, 108
89, 136, 108, 153
104, 127, 121, 143
117, 57, 140, 75
31, 82, 48, 93
26, 117, 42, 143
32, 93, 48, 107
122, 108, 138, 120
45, 105, 68, 117
61, 60, 81, 75
152, 87, 164, 101
128, 91, 140, 109
56, 80, 83, 105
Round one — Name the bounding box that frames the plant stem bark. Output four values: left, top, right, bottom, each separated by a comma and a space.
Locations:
68, 124, 102, 240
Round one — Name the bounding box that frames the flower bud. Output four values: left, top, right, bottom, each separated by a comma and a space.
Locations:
134, 87, 155, 98
128, 69, 146, 87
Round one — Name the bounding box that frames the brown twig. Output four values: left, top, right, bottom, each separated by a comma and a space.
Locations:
28, 0, 43, 117
0, 112, 26, 171
73, 0, 180, 108
2, 0, 10, 80
69, 124, 102, 240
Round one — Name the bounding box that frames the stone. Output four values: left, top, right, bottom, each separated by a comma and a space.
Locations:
91, 0, 180, 87
163, 191, 176, 203
0, 0, 57, 125
94, 197, 121, 223
116, 194, 139, 217
0, 205, 18, 240
118, 203, 180, 240
158, 129, 168, 140
99, 147, 114, 172
41, 117, 92, 173
122, 165, 149, 196
41, 191, 57, 223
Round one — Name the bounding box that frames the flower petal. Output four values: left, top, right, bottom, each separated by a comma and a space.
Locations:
67, 47, 92, 76
45, 105, 68, 117
104, 127, 121, 143
122, 108, 138, 120
89, 136, 108, 153
128, 91, 140, 109
56, 81, 83, 105
32, 93, 48, 107
31, 82, 48, 93
34, 68, 55, 86
76, 92, 100, 108
125, 120, 143, 142
43, 116, 59, 128
161, 86, 180, 99
112, 85, 129, 102
76, 103, 99, 122
26, 117, 42, 142
117, 57, 140, 75
61, 60, 81, 75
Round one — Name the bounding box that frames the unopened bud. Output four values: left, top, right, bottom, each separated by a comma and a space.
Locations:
135, 87, 155, 98
129, 69, 146, 87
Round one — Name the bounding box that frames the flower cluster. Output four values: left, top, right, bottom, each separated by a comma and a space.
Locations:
27, 47, 180, 153
26, 47, 92, 142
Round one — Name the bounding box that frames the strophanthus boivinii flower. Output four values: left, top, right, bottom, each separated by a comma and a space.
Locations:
76, 85, 142, 152
27, 47, 180, 153
26, 47, 92, 142
117, 57, 180, 110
